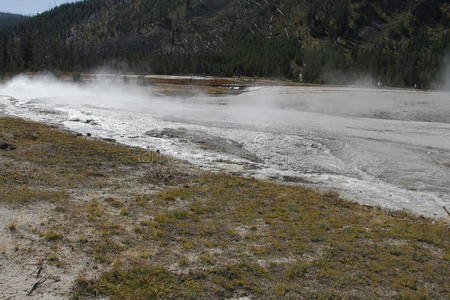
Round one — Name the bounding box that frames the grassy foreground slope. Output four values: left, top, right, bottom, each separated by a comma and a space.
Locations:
0, 117, 449, 299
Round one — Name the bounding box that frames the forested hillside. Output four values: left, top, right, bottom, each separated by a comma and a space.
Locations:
0, 0, 449, 88
0, 12, 27, 29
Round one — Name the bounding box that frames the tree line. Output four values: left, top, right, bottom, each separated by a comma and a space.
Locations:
0, 0, 449, 88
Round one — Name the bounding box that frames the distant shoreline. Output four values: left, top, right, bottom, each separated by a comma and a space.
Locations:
2, 71, 431, 92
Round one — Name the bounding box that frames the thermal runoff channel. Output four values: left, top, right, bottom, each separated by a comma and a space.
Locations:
1, 74, 449, 217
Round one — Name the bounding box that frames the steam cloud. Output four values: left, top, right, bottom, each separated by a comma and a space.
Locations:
0, 72, 449, 126
0, 72, 449, 218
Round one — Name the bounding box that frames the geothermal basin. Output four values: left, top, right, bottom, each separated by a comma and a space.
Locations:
1, 75, 449, 217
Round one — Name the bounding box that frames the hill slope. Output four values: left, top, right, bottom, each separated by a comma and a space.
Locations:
0, 12, 26, 29
0, 0, 449, 88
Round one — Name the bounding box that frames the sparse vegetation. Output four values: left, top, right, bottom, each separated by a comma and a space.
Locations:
0, 187, 67, 205
6, 219, 17, 231
42, 230, 62, 241
0, 116, 449, 299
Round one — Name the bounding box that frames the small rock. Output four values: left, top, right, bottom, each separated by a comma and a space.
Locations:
0, 140, 17, 151
85, 119, 99, 126
3, 133, 16, 139
86, 133, 92, 137
102, 138, 116, 143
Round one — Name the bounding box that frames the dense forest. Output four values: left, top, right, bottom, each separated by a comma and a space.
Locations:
0, 0, 449, 88
0, 12, 27, 30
